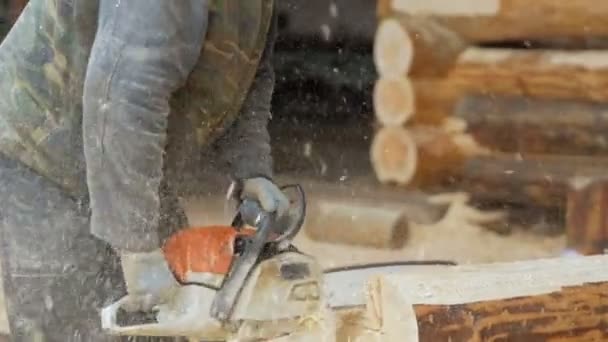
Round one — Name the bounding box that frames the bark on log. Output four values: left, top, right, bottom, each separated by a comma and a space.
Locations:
445, 47, 608, 103
454, 94, 608, 155
377, 0, 608, 43
566, 178, 608, 256
374, 15, 467, 78
368, 254, 608, 342
457, 155, 608, 208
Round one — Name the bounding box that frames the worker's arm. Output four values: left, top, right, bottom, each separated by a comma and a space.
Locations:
82, 0, 208, 253
214, 12, 289, 214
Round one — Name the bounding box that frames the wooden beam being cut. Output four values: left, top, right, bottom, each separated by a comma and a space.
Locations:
368, 254, 608, 342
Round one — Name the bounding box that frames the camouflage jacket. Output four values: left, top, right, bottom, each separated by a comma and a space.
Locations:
0, 0, 277, 251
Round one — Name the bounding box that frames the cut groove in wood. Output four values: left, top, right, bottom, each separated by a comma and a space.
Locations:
371, 127, 417, 185
373, 77, 415, 126
374, 18, 413, 77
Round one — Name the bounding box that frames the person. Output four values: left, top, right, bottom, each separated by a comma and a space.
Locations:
0, 0, 287, 340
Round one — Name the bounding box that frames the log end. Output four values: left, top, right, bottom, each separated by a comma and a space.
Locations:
371, 127, 418, 185
373, 77, 415, 126
374, 18, 413, 77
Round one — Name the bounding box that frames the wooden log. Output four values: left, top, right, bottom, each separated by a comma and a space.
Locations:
454, 94, 608, 155
566, 178, 608, 256
306, 199, 410, 249
373, 76, 470, 127
305, 195, 441, 249
457, 155, 608, 208
444, 47, 608, 103
387, 48, 608, 124
370, 125, 490, 187
377, 0, 608, 43
368, 254, 608, 342
374, 15, 467, 78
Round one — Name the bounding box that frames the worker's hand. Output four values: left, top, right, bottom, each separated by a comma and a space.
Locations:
119, 249, 179, 312
239, 177, 290, 218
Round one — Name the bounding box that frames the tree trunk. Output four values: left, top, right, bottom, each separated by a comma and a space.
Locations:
374, 15, 467, 78
454, 94, 608, 155
378, 0, 608, 44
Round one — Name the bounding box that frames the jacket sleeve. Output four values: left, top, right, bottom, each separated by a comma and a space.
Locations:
212, 12, 278, 182
82, 0, 208, 252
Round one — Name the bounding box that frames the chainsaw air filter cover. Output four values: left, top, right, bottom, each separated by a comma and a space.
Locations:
162, 226, 255, 288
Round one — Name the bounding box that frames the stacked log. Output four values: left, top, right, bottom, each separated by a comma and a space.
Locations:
372, 0, 608, 254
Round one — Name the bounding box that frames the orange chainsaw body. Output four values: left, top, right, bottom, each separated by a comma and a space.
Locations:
162, 226, 256, 283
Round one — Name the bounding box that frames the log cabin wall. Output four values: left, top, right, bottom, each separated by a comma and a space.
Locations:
372, 0, 608, 255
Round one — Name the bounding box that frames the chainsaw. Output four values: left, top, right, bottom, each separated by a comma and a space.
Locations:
101, 184, 456, 341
